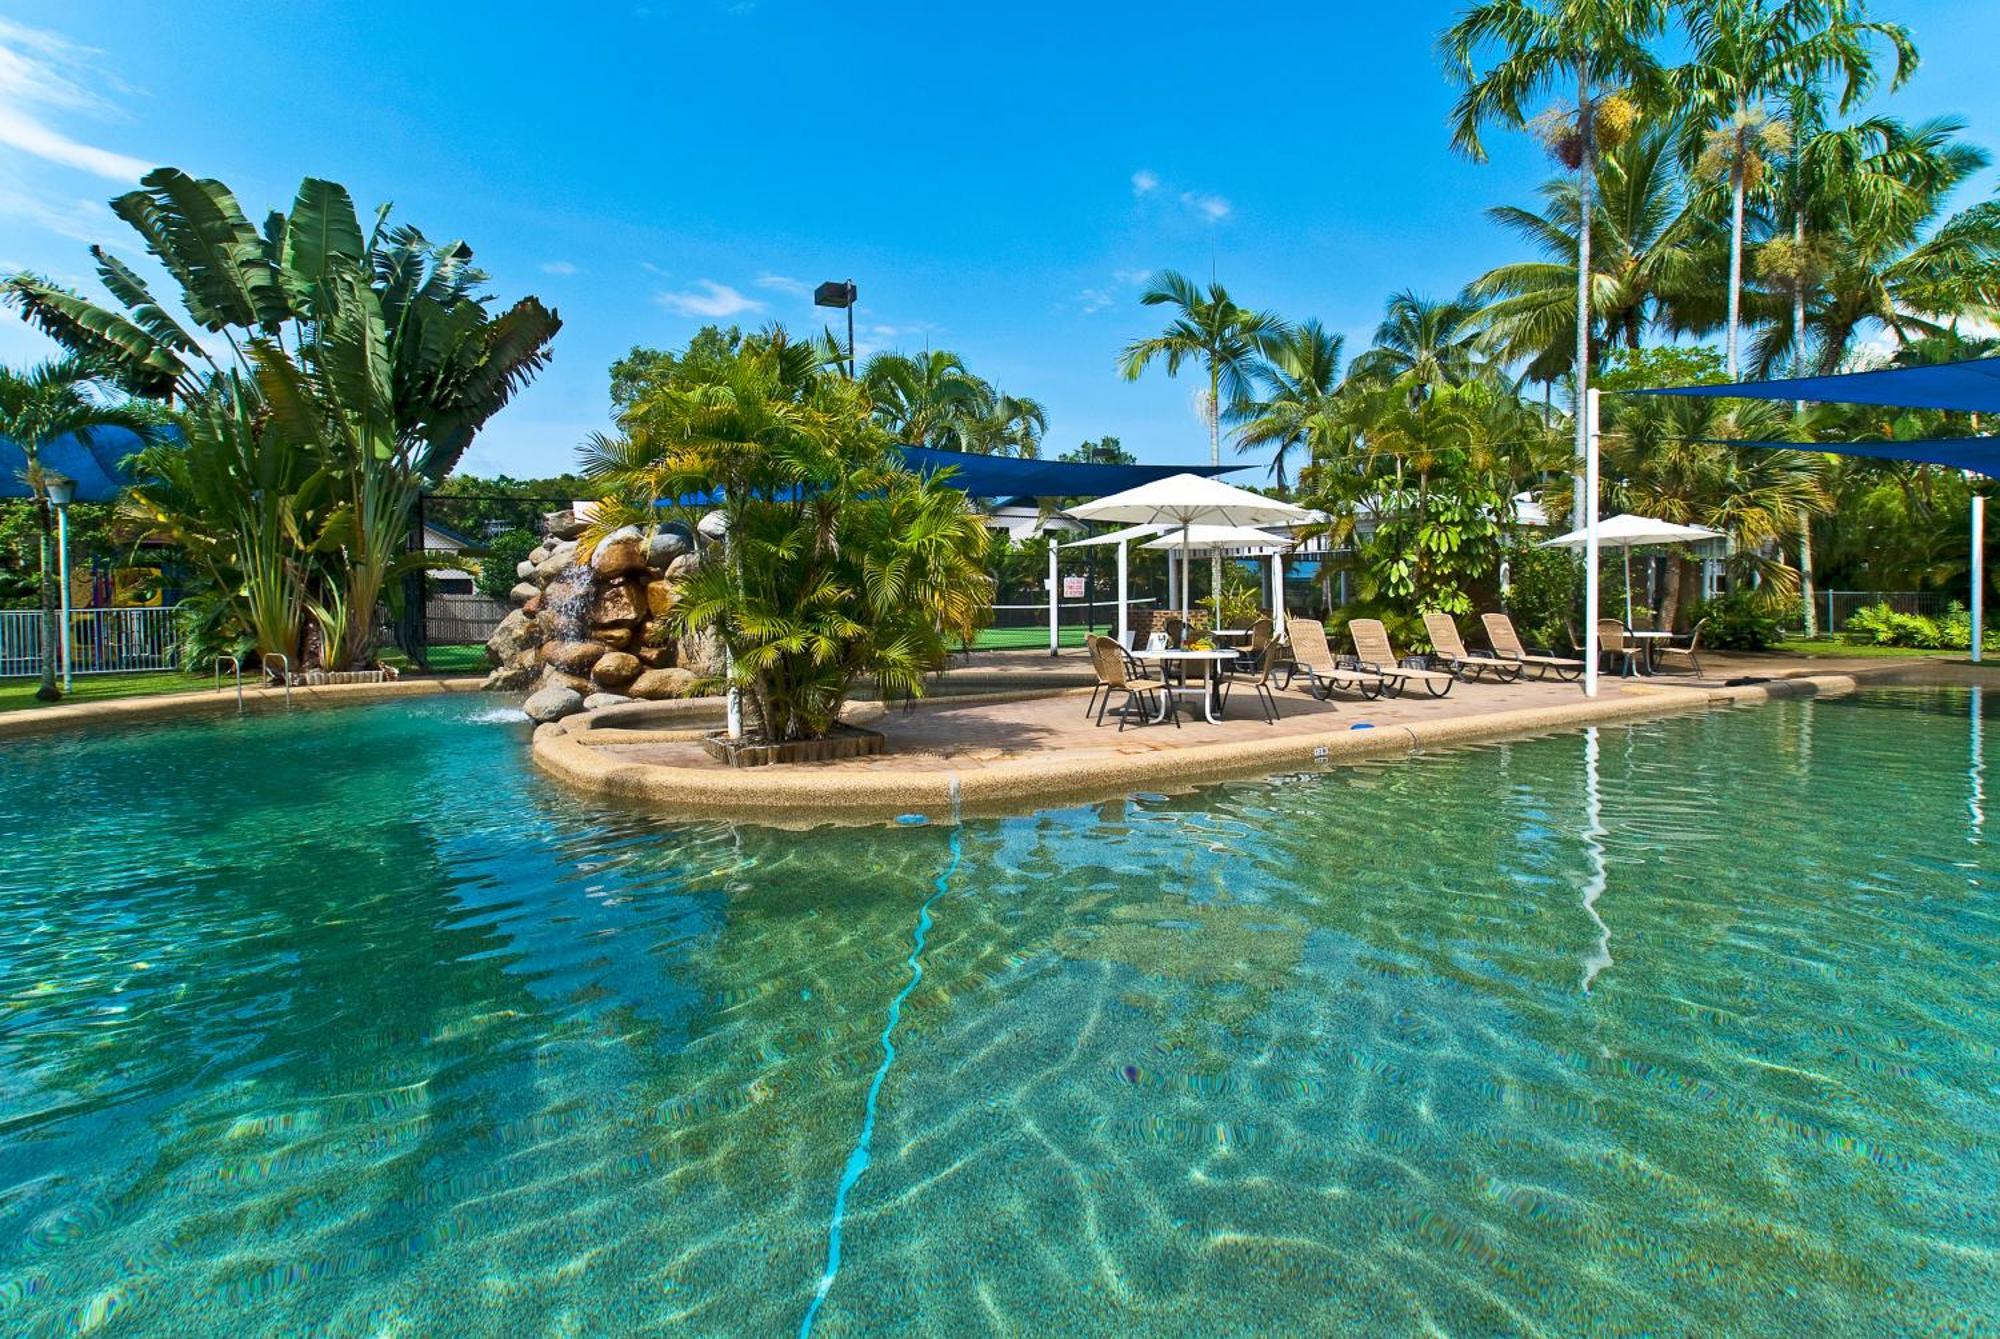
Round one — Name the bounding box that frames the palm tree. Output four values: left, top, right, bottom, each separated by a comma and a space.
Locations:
1780, 120, 2000, 374
963, 391, 1048, 458
1120, 269, 1288, 607
1442, 0, 1669, 504
1348, 291, 1488, 389
1233, 319, 1344, 489
1470, 123, 1710, 377
1672, 0, 1916, 380
858, 350, 988, 450
0, 359, 161, 700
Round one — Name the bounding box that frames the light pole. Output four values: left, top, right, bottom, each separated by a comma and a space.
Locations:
47, 474, 76, 694
814, 279, 857, 379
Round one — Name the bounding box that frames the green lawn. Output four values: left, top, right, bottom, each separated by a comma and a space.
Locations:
971, 625, 1099, 651
1771, 637, 1970, 658
0, 670, 215, 713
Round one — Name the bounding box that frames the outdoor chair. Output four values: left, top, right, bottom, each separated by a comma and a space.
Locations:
1089, 635, 1171, 731
1234, 616, 1273, 672
1282, 619, 1376, 702
1348, 619, 1457, 698
1598, 619, 1640, 677
1219, 639, 1283, 724
1651, 617, 1708, 677
1422, 612, 1519, 683
1482, 613, 1585, 682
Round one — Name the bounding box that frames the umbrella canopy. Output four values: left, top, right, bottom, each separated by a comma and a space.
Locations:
1067, 475, 1314, 620
1141, 523, 1294, 553
1538, 513, 1722, 550
1540, 514, 1722, 626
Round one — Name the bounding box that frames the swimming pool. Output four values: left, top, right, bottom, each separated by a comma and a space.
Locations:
0, 688, 1992, 1334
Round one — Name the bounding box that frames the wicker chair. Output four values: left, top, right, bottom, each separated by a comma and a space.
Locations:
1598, 619, 1640, 677
1089, 635, 1171, 730
1219, 639, 1284, 723
1651, 618, 1708, 676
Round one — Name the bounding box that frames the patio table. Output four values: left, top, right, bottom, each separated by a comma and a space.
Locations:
1623, 629, 1674, 674
1128, 648, 1240, 723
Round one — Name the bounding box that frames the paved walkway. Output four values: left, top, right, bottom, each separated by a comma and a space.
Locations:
537, 651, 1978, 822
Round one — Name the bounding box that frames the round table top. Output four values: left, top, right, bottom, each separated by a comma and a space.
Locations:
1131, 647, 1240, 661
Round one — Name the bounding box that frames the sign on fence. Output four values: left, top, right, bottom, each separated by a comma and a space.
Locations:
1061, 576, 1085, 599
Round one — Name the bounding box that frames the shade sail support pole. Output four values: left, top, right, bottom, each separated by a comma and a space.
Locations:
1270, 551, 1286, 642
1048, 538, 1060, 657
1585, 388, 1601, 699
1974, 489, 1986, 665
1116, 535, 1130, 648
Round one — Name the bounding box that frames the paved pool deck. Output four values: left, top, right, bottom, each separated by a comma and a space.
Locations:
533, 650, 1992, 825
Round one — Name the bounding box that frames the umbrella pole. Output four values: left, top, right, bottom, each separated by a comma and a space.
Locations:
1623, 547, 1632, 627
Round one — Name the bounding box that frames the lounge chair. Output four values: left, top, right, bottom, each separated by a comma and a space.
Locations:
1651, 617, 1707, 676
1089, 635, 1172, 731
1283, 618, 1375, 701
1422, 611, 1519, 683
1481, 613, 1585, 682
1219, 639, 1283, 723
1347, 619, 1457, 698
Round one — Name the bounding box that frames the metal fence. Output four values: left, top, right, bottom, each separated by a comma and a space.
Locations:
0, 603, 183, 678
1821, 590, 1953, 632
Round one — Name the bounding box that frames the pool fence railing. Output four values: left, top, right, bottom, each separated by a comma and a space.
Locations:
0, 602, 183, 678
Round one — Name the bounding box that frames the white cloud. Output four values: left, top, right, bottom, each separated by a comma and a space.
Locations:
1113, 267, 1151, 285
1131, 168, 1158, 196
1077, 287, 1115, 315
540, 260, 578, 275
755, 273, 811, 298
655, 279, 765, 318
0, 20, 148, 182
1180, 191, 1231, 222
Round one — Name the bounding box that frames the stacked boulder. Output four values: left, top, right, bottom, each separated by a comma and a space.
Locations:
485, 510, 721, 723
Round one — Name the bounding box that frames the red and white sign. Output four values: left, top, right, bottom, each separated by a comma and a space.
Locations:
1061, 576, 1085, 599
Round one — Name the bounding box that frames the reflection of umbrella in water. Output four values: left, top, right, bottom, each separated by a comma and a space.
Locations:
1067, 474, 1315, 623
1540, 514, 1723, 625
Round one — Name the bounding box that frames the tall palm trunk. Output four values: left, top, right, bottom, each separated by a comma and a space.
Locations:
1208, 364, 1223, 624
1572, 68, 1595, 525
35, 497, 59, 702
1727, 167, 1746, 382
1798, 507, 1817, 636
1791, 209, 1816, 634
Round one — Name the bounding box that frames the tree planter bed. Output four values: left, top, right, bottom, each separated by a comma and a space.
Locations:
701, 724, 886, 767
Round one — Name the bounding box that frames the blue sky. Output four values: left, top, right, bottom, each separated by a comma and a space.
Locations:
3, 2, 1997, 480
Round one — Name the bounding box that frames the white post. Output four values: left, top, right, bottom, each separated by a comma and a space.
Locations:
56, 503, 73, 692
1584, 388, 1601, 699
1047, 537, 1060, 656
1116, 536, 1130, 648
1973, 490, 1986, 665
1166, 549, 1177, 622
1269, 551, 1286, 641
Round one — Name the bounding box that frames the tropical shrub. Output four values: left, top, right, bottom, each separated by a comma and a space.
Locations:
1843, 600, 1994, 650
1499, 536, 1581, 650
476, 529, 538, 600
581, 330, 994, 743
1688, 589, 1782, 650
5, 169, 559, 668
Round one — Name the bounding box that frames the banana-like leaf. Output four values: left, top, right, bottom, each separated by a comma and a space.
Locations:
113, 168, 291, 332
2, 276, 187, 397
285, 178, 367, 321
90, 247, 205, 358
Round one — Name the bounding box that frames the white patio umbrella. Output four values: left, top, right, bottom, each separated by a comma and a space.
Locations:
1138, 523, 1294, 552
1540, 513, 1723, 625
1067, 474, 1315, 623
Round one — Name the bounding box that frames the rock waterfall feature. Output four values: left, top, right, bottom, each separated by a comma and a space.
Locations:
483, 512, 721, 722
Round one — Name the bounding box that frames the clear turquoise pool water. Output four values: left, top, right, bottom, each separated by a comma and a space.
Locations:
0, 688, 1994, 1335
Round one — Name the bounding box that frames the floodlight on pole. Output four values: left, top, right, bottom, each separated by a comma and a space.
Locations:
46, 474, 76, 693
814, 280, 857, 379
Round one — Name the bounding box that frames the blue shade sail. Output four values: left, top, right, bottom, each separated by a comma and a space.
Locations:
1628, 355, 2000, 415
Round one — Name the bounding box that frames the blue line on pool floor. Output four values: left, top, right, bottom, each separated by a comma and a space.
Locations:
799, 824, 965, 1338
